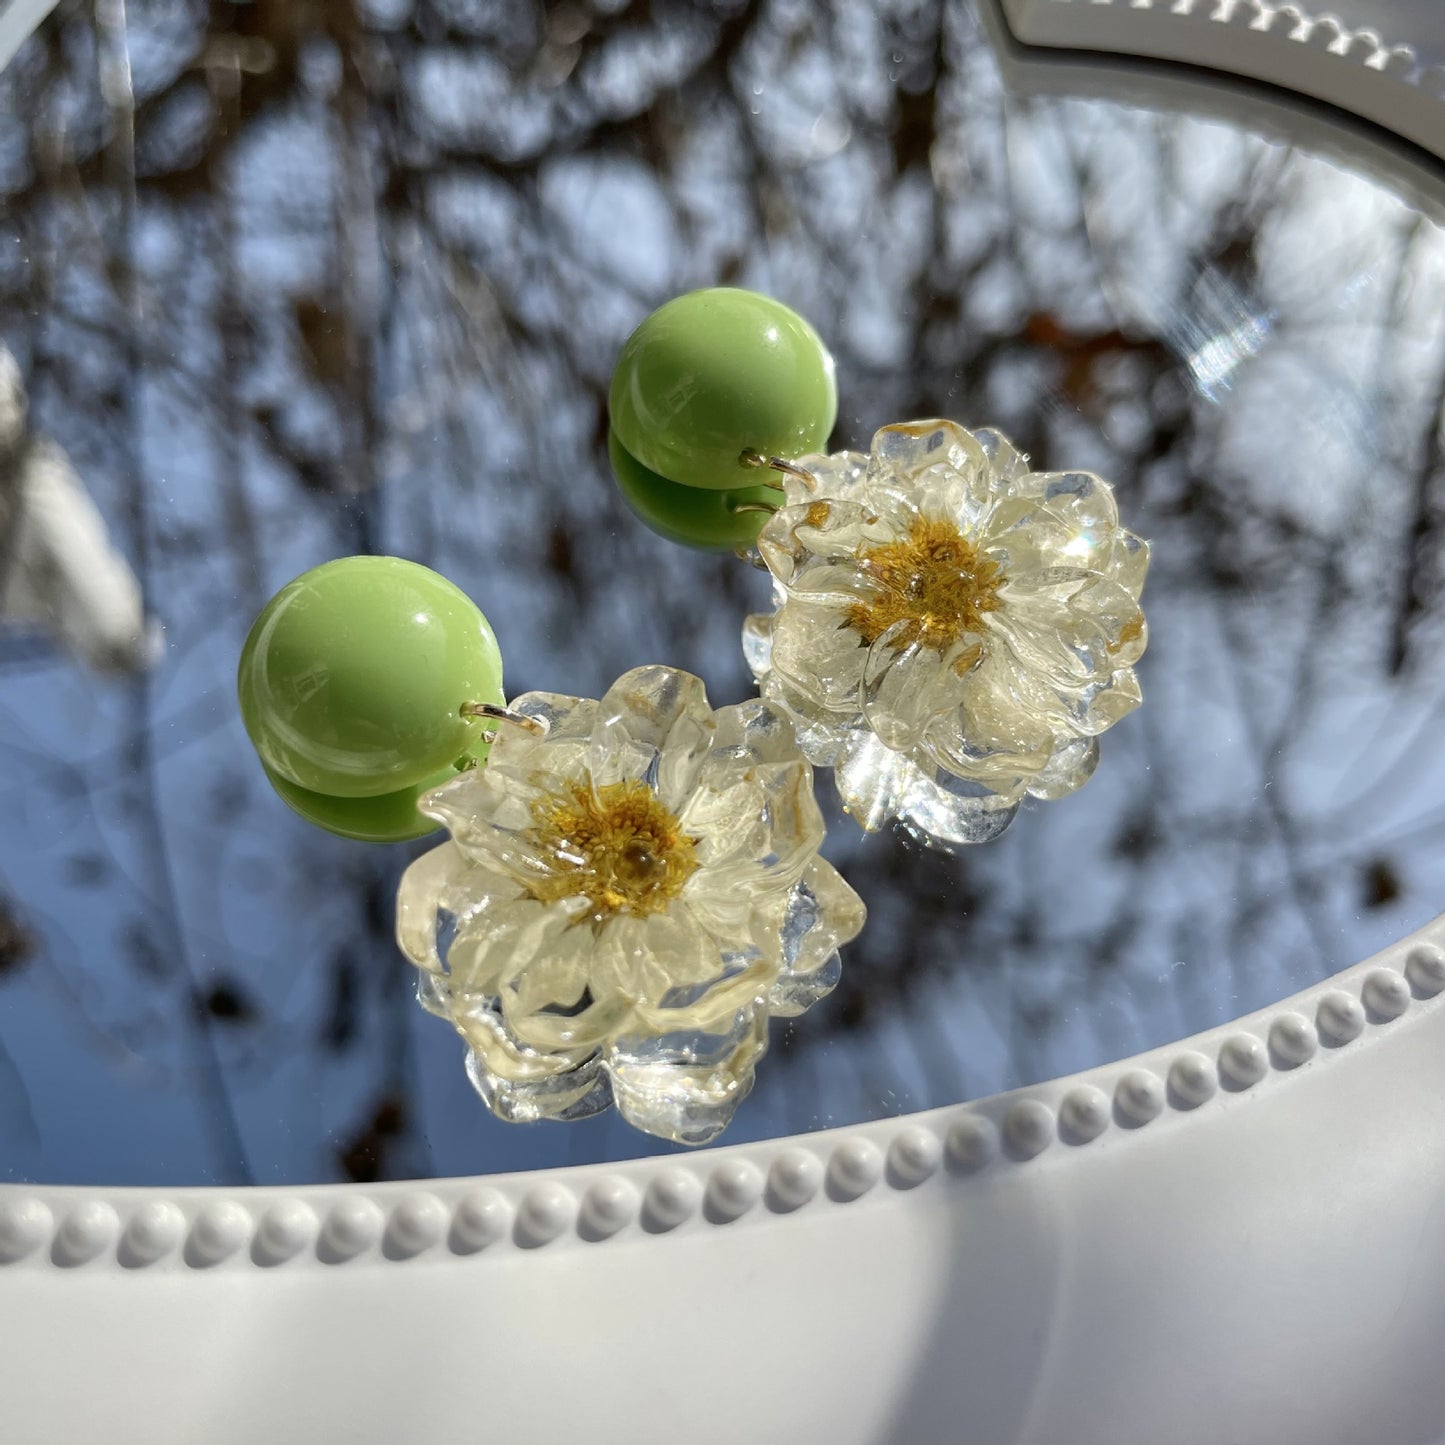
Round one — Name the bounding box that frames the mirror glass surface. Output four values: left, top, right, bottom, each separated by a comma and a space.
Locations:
2, 0, 1444, 1185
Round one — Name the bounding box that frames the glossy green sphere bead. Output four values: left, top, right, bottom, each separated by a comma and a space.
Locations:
238, 556, 504, 799
262, 761, 455, 844
609, 288, 836, 492
608, 430, 780, 552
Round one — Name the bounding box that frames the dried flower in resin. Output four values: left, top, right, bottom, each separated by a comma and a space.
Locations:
744, 421, 1149, 849
396, 665, 865, 1145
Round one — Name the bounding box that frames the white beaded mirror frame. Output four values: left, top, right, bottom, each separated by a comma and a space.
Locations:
998, 0, 1445, 165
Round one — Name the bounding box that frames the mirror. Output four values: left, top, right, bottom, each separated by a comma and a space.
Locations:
2, 0, 1443, 1184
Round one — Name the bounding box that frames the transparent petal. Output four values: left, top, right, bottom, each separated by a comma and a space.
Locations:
987, 607, 1144, 738
460, 1017, 611, 1124
505, 689, 597, 745
861, 624, 978, 753
758, 496, 889, 601
703, 696, 801, 767
479, 690, 596, 804
988, 600, 1112, 695
757, 670, 858, 767
1008, 468, 1120, 535
741, 611, 774, 681
449, 895, 585, 999
1028, 734, 1101, 800
453, 1002, 597, 1088
920, 655, 1054, 791
973, 426, 1030, 483
983, 505, 1091, 576
637, 905, 725, 993
766, 595, 867, 714
793, 448, 869, 504
505, 986, 634, 1055
420, 768, 578, 894
896, 769, 1021, 852
504, 912, 595, 1015
1070, 572, 1149, 663
675, 774, 771, 871
682, 752, 831, 891
588, 913, 671, 1010
1096, 529, 1151, 600
870, 418, 987, 486
770, 855, 866, 1009
833, 729, 918, 832
638, 909, 772, 1035
395, 841, 518, 975
586, 664, 715, 805
606, 1004, 769, 1146
869, 419, 993, 529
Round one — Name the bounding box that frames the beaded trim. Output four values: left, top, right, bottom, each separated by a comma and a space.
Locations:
1004, 0, 1445, 118
1, 928, 1440, 1270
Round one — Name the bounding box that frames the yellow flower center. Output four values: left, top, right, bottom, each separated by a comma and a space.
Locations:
528, 779, 700, 921
846, 515, 1004, 650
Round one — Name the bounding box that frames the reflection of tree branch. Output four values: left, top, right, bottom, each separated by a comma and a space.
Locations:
1391, 363, 1445, 674
4, 0, 1445, 1179
94, 0, 253, 1184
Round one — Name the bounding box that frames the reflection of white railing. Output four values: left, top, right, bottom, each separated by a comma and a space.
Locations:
0, 0, 60, 72
0, 350, 157, 673
997, 0, 1445, 163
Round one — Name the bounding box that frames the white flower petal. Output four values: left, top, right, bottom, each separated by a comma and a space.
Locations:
684, 756, 825, 892
767, 595, 868, 713
862, 624, 978, 753
586, 664, 714, 803
449, 896, 579, 998
395, 841, 519, 974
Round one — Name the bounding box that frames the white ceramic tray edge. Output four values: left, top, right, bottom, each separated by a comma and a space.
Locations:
999, 0, 1445, 162
2, 913, 1440, 1272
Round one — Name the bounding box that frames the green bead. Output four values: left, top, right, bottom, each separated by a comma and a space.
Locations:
609, 288, 836, 492
608, 430, 780, 551
262, 761, 452, 843
238, 556, 504, 799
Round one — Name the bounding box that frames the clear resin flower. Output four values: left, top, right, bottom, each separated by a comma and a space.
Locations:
395, 665, 866, 1146
744, 420, 1149, 849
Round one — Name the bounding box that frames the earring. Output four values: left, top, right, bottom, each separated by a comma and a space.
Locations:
238, 556, 865, 1146
607, 290, 1150, 851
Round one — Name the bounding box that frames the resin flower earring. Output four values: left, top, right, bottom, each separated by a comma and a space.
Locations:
607, 289, 1150, 850
744, 421, 1148, 848
395, 665, 864, 1144
238, 555, 865, 1145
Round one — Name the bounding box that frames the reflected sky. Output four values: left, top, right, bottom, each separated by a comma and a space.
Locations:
1, 0, 1444, 1186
